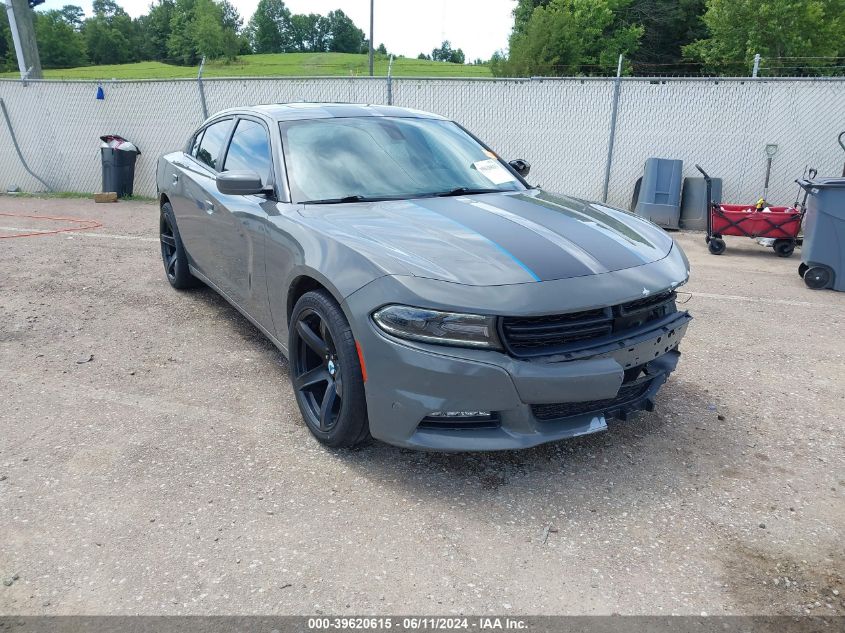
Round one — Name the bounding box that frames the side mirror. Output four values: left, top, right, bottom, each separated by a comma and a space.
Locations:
217, 171, 265, 195
509, 159, 531, 177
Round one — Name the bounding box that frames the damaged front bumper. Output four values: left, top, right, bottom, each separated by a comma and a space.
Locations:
343, 249, 692, 451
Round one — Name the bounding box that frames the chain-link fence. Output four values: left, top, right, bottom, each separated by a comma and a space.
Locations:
1, 76, 843, 209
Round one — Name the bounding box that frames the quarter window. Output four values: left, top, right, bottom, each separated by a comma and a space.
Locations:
223, 119, 272, 186
195, 119, 232, 171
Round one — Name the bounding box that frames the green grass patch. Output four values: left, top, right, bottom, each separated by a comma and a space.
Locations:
0, 52, 492, 80
1, 191, 156, 202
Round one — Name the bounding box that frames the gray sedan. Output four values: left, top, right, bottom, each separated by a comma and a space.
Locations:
156, 103, 691, 451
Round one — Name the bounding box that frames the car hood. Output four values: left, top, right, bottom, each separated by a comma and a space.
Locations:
297, 189, 674, 286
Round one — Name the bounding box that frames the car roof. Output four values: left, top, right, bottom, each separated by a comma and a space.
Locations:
210, 102, 446, 123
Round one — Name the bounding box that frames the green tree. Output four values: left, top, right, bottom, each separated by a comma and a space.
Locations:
684, 0, 845, 75
35, 9, 87, 68
167, 0, 240, 64
324, 9, 364, 53
1, 10, 13, 72
139, 0, 176, 61
513, 0, 552, 35
619, 0, 707, 67
432, 40, 465, 64
289, 13, 328, 52
496, 0, 643, 76
83, 0, 142, 64
59, 5, 85, 30
247, 0, 293, 53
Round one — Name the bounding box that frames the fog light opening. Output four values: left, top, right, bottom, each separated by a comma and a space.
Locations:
427, 411, 493, 419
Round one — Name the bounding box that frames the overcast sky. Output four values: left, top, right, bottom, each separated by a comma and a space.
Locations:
35, 0, 517, 61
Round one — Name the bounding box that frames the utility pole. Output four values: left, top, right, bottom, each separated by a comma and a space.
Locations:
368, 0, 374, 76
6, 0, 43, 80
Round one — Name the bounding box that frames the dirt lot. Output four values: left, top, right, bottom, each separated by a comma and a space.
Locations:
0, 197, 843, 616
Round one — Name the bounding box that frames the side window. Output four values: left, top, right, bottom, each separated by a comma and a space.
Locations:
190, 130, 204, 157
223, 119, 272, 186
195, 119, 232, 171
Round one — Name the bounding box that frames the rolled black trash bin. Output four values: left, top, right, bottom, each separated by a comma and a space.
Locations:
100, 135, 140, 198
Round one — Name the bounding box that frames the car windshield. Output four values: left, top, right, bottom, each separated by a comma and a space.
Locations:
279, 117, 525, 203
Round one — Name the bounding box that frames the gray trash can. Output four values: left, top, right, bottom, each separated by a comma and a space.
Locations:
680, 176, 722, 231
100, 135, 140, 198
634, 158, 683, 229
797, 177, 845, 291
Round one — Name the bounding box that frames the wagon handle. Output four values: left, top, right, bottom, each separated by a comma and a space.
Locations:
696, 164, 714, 241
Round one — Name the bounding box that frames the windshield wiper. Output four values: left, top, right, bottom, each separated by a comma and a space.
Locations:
433, 187, 503, 197
303, 195, 382, 204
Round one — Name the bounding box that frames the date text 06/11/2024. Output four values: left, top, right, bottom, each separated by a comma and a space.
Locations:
306, 617, 529, 630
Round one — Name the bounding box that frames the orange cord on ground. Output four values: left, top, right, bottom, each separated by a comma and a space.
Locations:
0, 212, 103, 239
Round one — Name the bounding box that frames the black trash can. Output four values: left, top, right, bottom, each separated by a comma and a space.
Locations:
100, 135, 140, 198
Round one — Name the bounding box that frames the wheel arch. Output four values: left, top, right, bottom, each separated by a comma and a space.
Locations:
286, 270, 350, 323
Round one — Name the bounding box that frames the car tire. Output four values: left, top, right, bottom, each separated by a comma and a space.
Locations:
289, 290, 370, 448
160, 202, 199, 290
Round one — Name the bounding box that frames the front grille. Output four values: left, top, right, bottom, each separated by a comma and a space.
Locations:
500, 291, 677, 358
531, 380, 652, 422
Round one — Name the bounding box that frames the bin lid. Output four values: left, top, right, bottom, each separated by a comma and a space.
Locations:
798, 177, 845, 189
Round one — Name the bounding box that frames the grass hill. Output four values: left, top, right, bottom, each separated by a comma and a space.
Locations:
0, 52, 492, 80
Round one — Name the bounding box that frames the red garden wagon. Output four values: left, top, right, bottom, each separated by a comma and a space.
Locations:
695, 165, 804, 257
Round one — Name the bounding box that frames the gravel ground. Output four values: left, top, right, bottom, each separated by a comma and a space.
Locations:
0, 197, 843, 616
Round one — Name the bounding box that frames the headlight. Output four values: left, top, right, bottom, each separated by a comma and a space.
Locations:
372, 305, 501, 349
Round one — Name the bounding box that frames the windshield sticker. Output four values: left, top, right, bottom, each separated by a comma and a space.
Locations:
472, 159, 517, 185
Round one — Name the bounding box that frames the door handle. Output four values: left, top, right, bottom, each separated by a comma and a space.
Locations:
172, 174, 179, 184
205, 201, 215, 214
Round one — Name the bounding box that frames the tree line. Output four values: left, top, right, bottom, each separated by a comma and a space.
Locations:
2, 0, 843, 75
492, 0, 845, 76
0, 0, 386, 70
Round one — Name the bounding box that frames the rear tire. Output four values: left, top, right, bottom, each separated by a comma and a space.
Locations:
798, 262, 809, 278
773, 239, 795, 258
708, 238, 726, 255
289, 290, 370, 448
160, 202, 199, 290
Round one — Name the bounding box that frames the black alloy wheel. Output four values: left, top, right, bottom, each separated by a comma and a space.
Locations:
160, 211, 179, 283
159, 202, 198, 290
293, 307, 343, 432
289, 290, 370, 447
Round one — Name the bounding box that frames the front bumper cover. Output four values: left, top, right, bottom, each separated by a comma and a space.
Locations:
342, 249, 691, 451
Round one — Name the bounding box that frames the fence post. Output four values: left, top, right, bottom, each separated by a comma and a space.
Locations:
752, 53, 761, 78
386, 54, 395, 105
0, 98, 52, 191
197, 56, 208, 120
601, 54, 624, 203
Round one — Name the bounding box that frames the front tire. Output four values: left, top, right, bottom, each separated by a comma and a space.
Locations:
160, 202, 199, 290
289, 290, 370, 448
